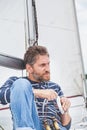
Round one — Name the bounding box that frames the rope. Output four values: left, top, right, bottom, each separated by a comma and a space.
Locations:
0, 125, 4, 130
32, 0, 38, 45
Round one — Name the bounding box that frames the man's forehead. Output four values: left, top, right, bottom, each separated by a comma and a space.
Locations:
36, 55, 50, 63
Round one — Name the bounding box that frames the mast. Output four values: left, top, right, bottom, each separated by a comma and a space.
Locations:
73, 0, 87, 107
24, 0, 38, 48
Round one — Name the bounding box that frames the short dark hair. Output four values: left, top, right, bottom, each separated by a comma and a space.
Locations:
24, 45, 49, 65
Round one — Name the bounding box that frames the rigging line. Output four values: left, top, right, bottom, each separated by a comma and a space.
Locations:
24, 20, 28, 51
0, 125, 4, 130
42, 99, 48, 117
24, 0, 30, 47
24, 0, 38, 47
23, 0, 31, 50
32, 0, 38, 45
26, 0, 30, 46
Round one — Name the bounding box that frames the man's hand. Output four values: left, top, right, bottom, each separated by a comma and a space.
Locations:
60, 97, 71, 113
33, 89, 58, 100
59, 97, 71, 126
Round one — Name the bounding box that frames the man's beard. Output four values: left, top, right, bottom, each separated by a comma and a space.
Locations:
32, 72, 50, 82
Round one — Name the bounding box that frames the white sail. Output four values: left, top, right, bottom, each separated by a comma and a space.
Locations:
0, 0, 85, 96
35, 0, 86, 97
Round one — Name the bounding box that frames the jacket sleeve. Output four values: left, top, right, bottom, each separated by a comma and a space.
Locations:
0, 76, 18, 104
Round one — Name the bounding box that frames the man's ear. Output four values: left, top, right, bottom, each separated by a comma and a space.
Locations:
26, 64, 33, 73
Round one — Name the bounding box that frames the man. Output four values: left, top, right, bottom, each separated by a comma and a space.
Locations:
0, 45, 71, 130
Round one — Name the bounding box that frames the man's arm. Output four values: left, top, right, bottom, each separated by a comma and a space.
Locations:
61, 112, 71, 126
33, 89, 58, 100
0, 76, 18, 104
33, 89, 71, 127
0, 78, 57, 105
60, 97, 71, 127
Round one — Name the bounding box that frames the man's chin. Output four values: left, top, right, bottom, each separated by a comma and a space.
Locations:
44, 79, 50, 82
44, 77, 50, 81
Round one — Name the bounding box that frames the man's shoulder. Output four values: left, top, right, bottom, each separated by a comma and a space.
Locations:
1, 76, 19, 88
8, 76, 19, 81
48, 81, 64, 96
48, 80, 60, 87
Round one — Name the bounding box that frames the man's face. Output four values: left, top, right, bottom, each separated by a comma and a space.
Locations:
28, 55, 50, 82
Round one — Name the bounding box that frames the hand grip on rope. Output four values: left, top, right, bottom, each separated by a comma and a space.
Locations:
56, 96, 64, 114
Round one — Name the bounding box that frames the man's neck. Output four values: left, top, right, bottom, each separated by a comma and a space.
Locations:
27, 76, 40, 83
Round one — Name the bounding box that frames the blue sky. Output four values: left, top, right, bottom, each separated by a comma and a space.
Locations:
75, 0, 87, 73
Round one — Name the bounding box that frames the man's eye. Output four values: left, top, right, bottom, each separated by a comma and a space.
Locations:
41, 64, 45, 67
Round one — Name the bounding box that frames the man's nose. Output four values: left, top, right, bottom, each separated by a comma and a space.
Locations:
45, 65, 50, 71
